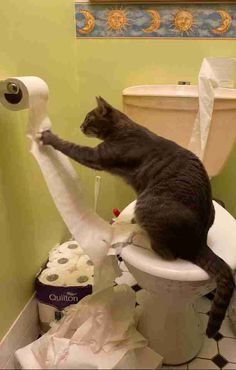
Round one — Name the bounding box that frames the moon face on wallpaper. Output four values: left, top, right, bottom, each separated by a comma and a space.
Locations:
143, 10, 161, 33
212, 10, 232, 35
78, 9, 95, 34
75, 3, 236, 39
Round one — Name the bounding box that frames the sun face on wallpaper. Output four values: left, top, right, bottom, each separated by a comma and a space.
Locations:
75, 2, 236, 39
170, 9, 197, 36
106, 8, 130, 32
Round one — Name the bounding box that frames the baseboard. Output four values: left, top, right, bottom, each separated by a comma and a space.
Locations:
0, 294, 39, 370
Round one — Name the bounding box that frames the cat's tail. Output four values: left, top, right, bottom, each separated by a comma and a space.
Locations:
192, 244, 235, 338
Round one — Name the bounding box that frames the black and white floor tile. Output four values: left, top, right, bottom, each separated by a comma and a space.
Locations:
116, 256, 236, 370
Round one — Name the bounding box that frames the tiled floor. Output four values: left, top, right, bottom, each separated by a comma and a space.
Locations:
117, 256, 236, 370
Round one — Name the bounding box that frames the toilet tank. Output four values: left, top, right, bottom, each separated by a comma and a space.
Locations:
122, 85, 236, 178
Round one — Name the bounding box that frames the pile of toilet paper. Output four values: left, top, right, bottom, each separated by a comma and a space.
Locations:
15, 285, 163, 369
36, 240, 94, 333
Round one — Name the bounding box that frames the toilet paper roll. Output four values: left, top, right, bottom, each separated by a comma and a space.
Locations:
0, 76, 49, 111
76, 254, 94, 271
39, 268, 70, 286
48, 241, 81, 261
47, 253, 78, 272
66, 270, 94, 287
0, 77, 51, 139
48, 250, 64, 262
58, 241, 84, 256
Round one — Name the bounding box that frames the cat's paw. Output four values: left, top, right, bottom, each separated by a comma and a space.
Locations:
37, 129, 53, 145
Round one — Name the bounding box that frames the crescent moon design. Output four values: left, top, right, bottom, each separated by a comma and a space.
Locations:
212, 10, 232, 35
78, 9, 95, 34
143, 9, 160, 33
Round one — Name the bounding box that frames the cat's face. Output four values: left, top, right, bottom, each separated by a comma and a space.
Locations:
80, 97, 115, 140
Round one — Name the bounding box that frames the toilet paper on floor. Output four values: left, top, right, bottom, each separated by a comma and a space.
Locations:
16, 285, 163, 369
188, 57, 236, 160
30, 285, 149, 369
0, 76, 117, 290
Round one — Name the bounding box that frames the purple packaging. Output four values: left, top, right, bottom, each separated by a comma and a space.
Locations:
35, 277, 93, 332
35, 278, 93, 310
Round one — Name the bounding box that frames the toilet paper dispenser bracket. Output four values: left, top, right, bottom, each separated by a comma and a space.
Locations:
2, 82, 23, 104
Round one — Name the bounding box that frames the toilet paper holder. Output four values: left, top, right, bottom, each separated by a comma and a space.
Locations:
6, 82, 19, 94
1, 82, 23, 104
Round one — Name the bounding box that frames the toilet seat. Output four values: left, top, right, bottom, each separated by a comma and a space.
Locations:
120, 201, 236, 282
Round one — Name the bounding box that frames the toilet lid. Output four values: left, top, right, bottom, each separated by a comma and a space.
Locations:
120, 201, 236, 282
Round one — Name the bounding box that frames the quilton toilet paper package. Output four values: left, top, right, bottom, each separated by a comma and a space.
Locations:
36, 241, 94, 333
36, 279, 93, 333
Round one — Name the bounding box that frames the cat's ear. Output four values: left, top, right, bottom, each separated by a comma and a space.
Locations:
96, 96, 112, 116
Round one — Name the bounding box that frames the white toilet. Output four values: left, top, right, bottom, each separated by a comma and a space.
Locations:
118, 85, 236, 365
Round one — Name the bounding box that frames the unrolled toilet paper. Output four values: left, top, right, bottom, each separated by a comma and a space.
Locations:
188, 57, 236, 160
31, 285, 149, 369
0, 76, 117, 290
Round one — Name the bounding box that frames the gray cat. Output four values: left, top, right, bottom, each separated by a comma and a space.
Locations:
39, 96, 234, 338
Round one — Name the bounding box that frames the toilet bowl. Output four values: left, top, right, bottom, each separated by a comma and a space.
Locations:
119, 200, 236, 365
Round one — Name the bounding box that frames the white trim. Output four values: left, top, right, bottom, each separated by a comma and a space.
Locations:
0, 294, 39, 370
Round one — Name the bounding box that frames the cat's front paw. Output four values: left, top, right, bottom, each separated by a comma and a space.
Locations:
37, 129, 54, 146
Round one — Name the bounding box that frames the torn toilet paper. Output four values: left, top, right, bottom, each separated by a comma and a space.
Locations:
188, 57, 236, 160
16, 285, 163, 369
32, 285, 148, 369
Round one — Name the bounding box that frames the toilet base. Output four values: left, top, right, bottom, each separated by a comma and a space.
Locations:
137, 291, 204, 365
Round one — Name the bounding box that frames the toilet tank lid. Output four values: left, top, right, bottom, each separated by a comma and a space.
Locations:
122, 85, 236, 100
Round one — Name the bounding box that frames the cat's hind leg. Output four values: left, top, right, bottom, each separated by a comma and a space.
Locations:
134, 196, 177, 260
135, 195, 201, 261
